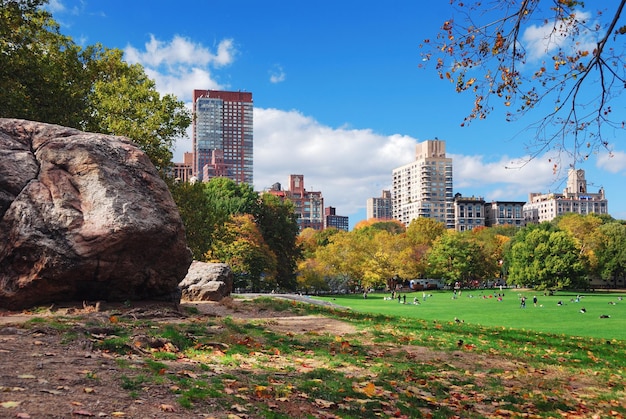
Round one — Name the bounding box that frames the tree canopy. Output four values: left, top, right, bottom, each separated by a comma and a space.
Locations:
421, 1, 626, 166
0, 0, 191, 172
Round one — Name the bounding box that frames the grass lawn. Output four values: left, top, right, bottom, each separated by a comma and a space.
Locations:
314, 289, 626, 341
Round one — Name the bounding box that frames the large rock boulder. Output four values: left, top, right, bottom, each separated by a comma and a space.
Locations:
0, 118, 192, 310
179, 261, 233, 301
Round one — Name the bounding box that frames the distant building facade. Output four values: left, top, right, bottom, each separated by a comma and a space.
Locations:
453, 194, 485, 231
366, 190, 393, 220
485, 201, 526, 228
523, 169, 608, 223
392, 139, 454, 228
267, 175, 325, 231
192, 89, 253, 184
171, 152, 194, 183
325, 207, 349, 231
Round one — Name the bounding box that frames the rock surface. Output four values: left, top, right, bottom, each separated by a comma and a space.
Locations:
179, 261, 233, 301
0, 118, 192, 310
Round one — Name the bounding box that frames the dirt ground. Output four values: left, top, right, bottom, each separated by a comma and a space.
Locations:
0, 297, 357, 419
0, 296, 618, 418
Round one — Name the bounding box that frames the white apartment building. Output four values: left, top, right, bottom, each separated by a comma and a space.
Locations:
523, 168, 608, 223
392, 139, 454, 228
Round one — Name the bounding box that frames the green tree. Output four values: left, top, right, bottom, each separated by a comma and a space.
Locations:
201, 177, 260, 245
0, 0, 90, 127
82, 46, 190, 173
426, 231, 485, 285
594, 222, 626, 288
207, 214, 277, 292
421, 1, 626, 164
468, 226, 512, 281
167, 179, 213, 260
256, 193, 301, 291
0, 1, 191, 172
507, 226, 588, 290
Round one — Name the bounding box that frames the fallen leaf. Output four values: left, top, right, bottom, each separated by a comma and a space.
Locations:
111, 413, 126, 417
16, 413, 31, 418
0, 401, 21, 408
315, 398, 336, 408
17, 375, 36, 379
72, 410, 94, 416
363, 382, 377, 397
41, 389, 64, 395
159, 404, 176, 412
231, 404, 248, 413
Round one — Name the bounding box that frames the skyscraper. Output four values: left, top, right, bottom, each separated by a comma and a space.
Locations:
192, 90, 253, 184
392, 139, 454, 228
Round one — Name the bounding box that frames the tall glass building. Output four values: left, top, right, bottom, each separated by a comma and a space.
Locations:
192, 90, 253, 184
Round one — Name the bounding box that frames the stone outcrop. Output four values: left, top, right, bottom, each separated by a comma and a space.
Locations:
179, 261, 233, 301
0, 118, 192, 310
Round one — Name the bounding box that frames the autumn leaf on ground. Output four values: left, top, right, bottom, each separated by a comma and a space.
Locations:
0, 401, 21, 408
72, 410, 95, 416
159, 404, 176, 412
314, 398, 336, 408
231, 404, 248, 413
356, 382, 376, 397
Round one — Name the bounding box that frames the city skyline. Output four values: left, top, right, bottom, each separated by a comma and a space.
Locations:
50, 1, 626, 229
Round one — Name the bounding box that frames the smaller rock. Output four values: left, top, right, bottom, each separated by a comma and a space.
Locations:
179, 261, 233, 302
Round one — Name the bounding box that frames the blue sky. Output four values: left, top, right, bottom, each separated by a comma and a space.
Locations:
49, 1, 626, 228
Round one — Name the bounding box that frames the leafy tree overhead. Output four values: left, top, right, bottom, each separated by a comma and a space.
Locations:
421, 1, 626, 165
82, 46, 191, 173
0, 1, 191, 173
0, 0, 89, 127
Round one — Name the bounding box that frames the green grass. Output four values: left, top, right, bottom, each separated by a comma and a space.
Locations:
313, 289, 626, 340
26, 297, 626, 418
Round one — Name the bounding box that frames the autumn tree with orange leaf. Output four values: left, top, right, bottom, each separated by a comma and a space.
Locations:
420, 1, 626, 168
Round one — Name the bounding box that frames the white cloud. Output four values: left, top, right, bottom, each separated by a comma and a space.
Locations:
253, 108, 416, 215
269, 65, 286, 83
124, 35, 236, 100
452, 153, 561, 201
144, 67, 222, 101
597, 150, 626, 174
125, 35, 235, 68
522, 10, 595, 61
46, 0, 66, 13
